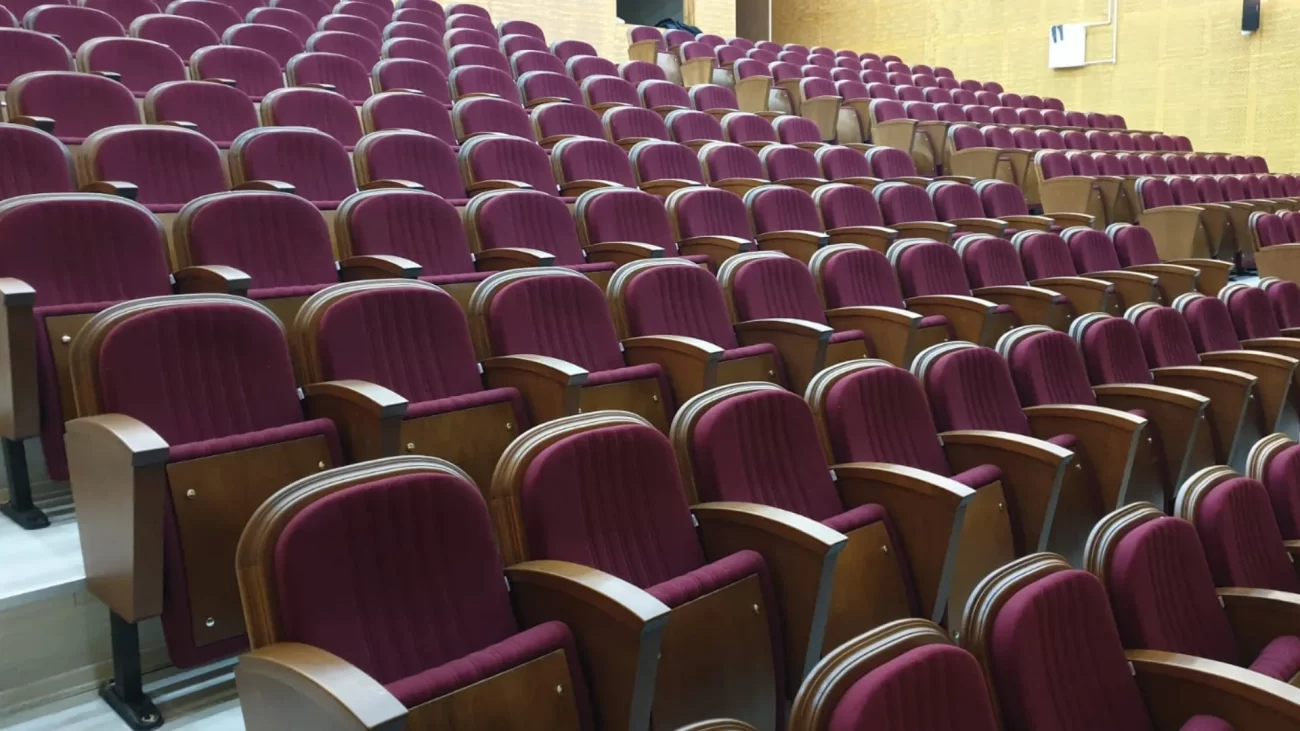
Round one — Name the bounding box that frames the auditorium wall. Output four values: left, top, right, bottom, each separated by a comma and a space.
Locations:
771, 0, 1300, 170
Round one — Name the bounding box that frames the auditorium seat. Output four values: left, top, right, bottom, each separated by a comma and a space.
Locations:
757, 144, 828, 194
962, 555, 1300, 730
1086, 503, 1300, 687
75, 36, 186, 96
872, 181, 956, 242
333, 0, 388, 30
386, 20, 442, 47
449, 63, 518, 103
943, 123, 999, 180
491, 409, 842, 728
618, 58, 664, 85
370, 57, 449, 101
516, 69, 581, 107
974, 179, 1094, 231
445, 11, 495, 36
728, 58, 773, 115
466, 270, 670, 427
290, 283, 528, 486
1060, 226, 1189, 305
629, 139, 708, 194
383, 37, 448, 76
501, 33, 548, 58
1033, 149, 1108, 226
317, 13, 381, 46
998, 324, 1204, 511
285, 50, 372, 102
128, 12, 217, 61
451, 96, 531, 141
955, 234, 1093, 326
165, 0, 240, 34
1109, 222, 1231, 296
1165, 175, 1233, 262
7, 70, 140, 146
640, 78, 691, 116
548, 136, 638, 197
219, 25, 302, 74
565, 53, 618, 82
572, 186, 715, 266
625, 25, 662, 63
806, 181, 897, 253
448, 43, 509, 74
579, 74, 638, 112
603, 105, 669, 150
530, 101, 601, 148
1249, 211, 1300, 282
927, 180, 1012, 237
83, 0, 160, 27
66, 293, 349, 726
885, 238, 1020, 345
259, 86, 362, 146
247, 6, 316, 44
698, 140, 768, 197
0, 29, 74, 93
1072, 311, 1260, 469
0, 123, 75, 198
24, 4, 124, 51
813, 145, 883, 190
271, 0, 331, 23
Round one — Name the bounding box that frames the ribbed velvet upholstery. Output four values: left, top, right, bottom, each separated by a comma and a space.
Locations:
534, 102, 602, 142
356, 131, 463, 198
640, 79, 691, 110
554, 138, 636, 187
1064, 228, 1124, 274
893, 241, 975, 298
1107, 224, 1161, 267
343, 190, 475, 276
486, 274, 626, 371
381, 38, 448, 75
1265, 280, 1300, 328
605, 107, 668, 144
224, 22, 304, 67
704, 142, 763, 181
631, 140, 704, 183
10, 71, 137, 143
234, 127, 355, 205
1265, 445, 1300, 541
566, 55, 618, 82
81, 0, 158, 27
449, 64, 518, 103
77, 37, 184, 94
1180, 717, 1234, 731
823, 364, 951, 475
442, 26, 494, 49
929, 182, 984, 221
474, 191, 589, 266
958, 236, 1032, 288
464, 136, 559, 194
335, 1, 389, 30
1018, 108, 1046, 126
26, 5, 123, 51
865, 147, 919, 178
447, 45, 509, 74
182, 191, 337, 288
372, 60, 450, 104
730, 253, 828, 325
0, 29, 72, 89
1004, 330, 1098, 407
287, 51, 372, 102
131, 13, 218, 62
817, 182, 886, 228
364, 91, 454, 140
979, 124, 1014, 149
1252, 213, 1292, 249
949, 124, 986, 150
273, 0, 330, 22
453, 96, 530, 139
924, 347, 1032, 435
723, 112, 776, 145
144, 81, 258, 147
1138, 177, 1176, 209
317, 15, 382, 47
503, 36, 549, 57
1222, 286, 1282, 340
761, 145, 821, 183
1178, 296, 1243, 353
690, 84, 737, 112
818, 246, 911, 310
1035, 150, 1075, 179
828, 644, 998, 731
1195, 476, 1300, 592
510, 49, 563, 75
1011, 128, 1041, 149
192, 44, 284, 99
876, 183, 937, 224
517, 70, 580, 105
773, 116, 820, 146
581, 75, 639, 109
623, 264, 738, 347
273, 473, 591, 727
580, 188, 678, 254
989, 569, 1157, 731
1078, 317, 1154, 385
620, 59, 664, 84
1106, 516, 1240, 663
749, 185, 821, 233
671, 186, 751, 239
1013, 232, 1078, 279
865, 82, 896, 100
0, 123, 73, 197
817, 147, 872, 181
264, 86, 362, 146
1068, 151, 1101, 174
85, 126, 224, 210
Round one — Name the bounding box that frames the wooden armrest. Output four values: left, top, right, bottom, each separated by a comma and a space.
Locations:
1239, 338, 1300, 361
235, 643, 406, 731
10, 115, 54, 133
1085, 269, 1159, 308
233, 180, 296, 194
1093, 382, 1210, 489
1127, 649, 1300, 727
65, 414, 170, 621
939, 429, 1073, 554
1218, 588, 1300, 664
621, 334, 723, 401
890, 221, 957, 242
0, 277, 38, 439
829, 462, 973, 624
825, 305, 920, 367
584, 242, 665, 265
904, 294, 996, 344
933, 175, 976, 185
972, 284, 1067, 327
694, 501, 846, 685
474, 247, 557, 271
91, 70, 121, 82
999, 214, 1054, 231
204, 78, 237, 87
709, 177, 768, 197
172, 265, 252, 296
359, 179, 424, 191
338, 255, 422, 281
559, 179, 624, 196
754, 229, 830, 262
825, 225, 897, 253
159, 120, 198, 131
301, 82, 336, 92
524, 96, 571, 108
466, 180, 534, 193
507, 560, 669, 731
1045, 211, 1095, 228
81, 181, 138, 200
773, 176, 829, 194
1030, 276, 1115, 315
1024, 403, 1147, 511
948, 217, 1008, 236
733, 317, 833, 391
883, 176, 930, 187
637, 179, 697, 198
1149, 365, 1257, 466
301, 379, 407, 461
481, 355, 587, 424
677, 235, 754, 267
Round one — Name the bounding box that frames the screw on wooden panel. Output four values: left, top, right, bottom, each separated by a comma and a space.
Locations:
317, 461, 325, 469
60, 335, 71, 344
998, 502, 1005, 511
406, 443, 415, 451
767, 370, 775, 377
881, 545, 889, 554
555, 685, 563, 695
752, 604, 760, 615
651, 394, 659, 402
205, 617, 215, 628
577, 408, 583, 413
185, 489, 196, 499
505, 422, 513, 431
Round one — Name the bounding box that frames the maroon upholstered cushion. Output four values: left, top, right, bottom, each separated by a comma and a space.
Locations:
1012, 231, 1078, 280
342, 188, 473, 271
1130, 306, 1202, 367
0, 123, 73, 197
1224, 285, 1282, 340
78, 37, 185, 95
925, 348, 1032, 435
748, 185, 822, 234
287, 50, 372, 102
363, 92, 455, 141
1194, 477, 1300, 593
580, 187, 678, 253
372, 59, 450, 104
234, 127, 357, 204
730, 252, 828, 323
671, 185, 751, 238
958, 235, 1029, 287
474, 191, 587, 265
829, 644, 998, 731
0, 29, 72, 88
1078, 316, 1154, 385
182, 191, 338, 288
533, 102, 602, 141
224, 22, 305, 68
929, 181, 984, 220
192, 44, 284, 99
1248, 635, 1300, 683
358, 131, 463, 196
555, 138, 636, 186
145, 81, 258, 148
1180, 717, 1234, 731
894, 241, 973, 298
952, 464, 1001, 488
816, 182, 886, 229
704, 142, 763, 180
1265, 445, 1300, 540
623, 263, 738, 346
876, 182, 936, 224
823, 364, 951, 472
11, 71, 137, 143
1004, 330, 1099, 407
464, 136, 558, 193
1180, 296, 1243, 353
27, 5, 124, 51
486, 274, 626, 371
87, 126, 225, 207
819, 246, 906, 309
132, 13, 219, 62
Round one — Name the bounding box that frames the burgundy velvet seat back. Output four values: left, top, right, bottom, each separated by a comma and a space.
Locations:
874, 182, 937, 225
145, 81, 259, 148
511, 49, 564, 76
314, 285, 488, 402
77, 37, 186, 95
773, 116, 821, 146
364, 91, 454, 140
566, 55, 618, 82
865, 146, 919, 178
582, 75, 640, 108
1252, 212, 1292, 250
669, 185, 751, 239
980, 124, 1014, 149
956, 235, 1029, 287
532, 103, 602, 144
1221, 285, 1282, 340
1062, 228, 1123, 274
486, 273, 626, 371
690, 83, 737, 112
340, 189, 475, 274
9, 71, 138, 143
84, 125, 226, 211
630, 140, 704, 184
921, 347, 1033, 435
1264, 279, 1300, 329
622, 263, 738, 348
449, 64, 519, 104
447, 44, 509, 74
225, 23, 305, 69
86, 0, 160, 27
516, 70, 580, 106
519, 422, 706, 588
25, 5, 124, 51
747, 184, 821, 234
579, 187, 678, 254
462, 135, 560, 194
722, 112, 776, 146
191, 45, 285, 99
928, 181, 984, 221
685, 388, 843, 521
263, 86, 363, 147
640, 79, 691, 111
0, 123, 73, 197
702, 141, 763, 181
1105, 516, 1239, 664
1011, 232, 1079, 279
1106, 224, 1162, 267
816, 146, 873, 182
452, 96, 531, 140
974, 180, 1029, 218
1076, 316, 1154, 385
356, 130, 463, 197
1128, 306, 1203, 369
619, 59, 664, 85
286, 51, 372, 103
473, 191, 586, 265
180, 191, 338, 290
1168, 177, 1202, 206
552, 137, 636, 187
830, 643, 999, 731
728, 253, 828, 324
815, 182, 887, 229
1034, 150, 1073, 180
666, 108, 724, 143
816, 245, 907, 310
1194, 477, 1300, 593
232, 127, 356, 205
605, 107, 669, 144
382, 38, 448, 75
1001, 329, 1098, 407
1178, 295, 1243, 353
1067, 151, 1100, 175
988, 569, 1157, 731
130, 13, 219, 62
372, 60, 450, 103
891, 240, 972, 298
823, 364, 953, 477
0, 29, 73, 89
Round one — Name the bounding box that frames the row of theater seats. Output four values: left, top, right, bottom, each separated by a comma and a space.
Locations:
47, 267, 1300, 727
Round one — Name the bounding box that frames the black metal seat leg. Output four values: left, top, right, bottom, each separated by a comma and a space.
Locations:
0, 437, 47, 530
101, 611, 164, 730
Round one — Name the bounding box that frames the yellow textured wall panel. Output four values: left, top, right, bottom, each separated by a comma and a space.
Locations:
688, 0, 737, 40
772, 0, 1300, 169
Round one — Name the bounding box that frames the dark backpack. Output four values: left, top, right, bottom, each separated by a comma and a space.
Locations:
654, 18, 702, 35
